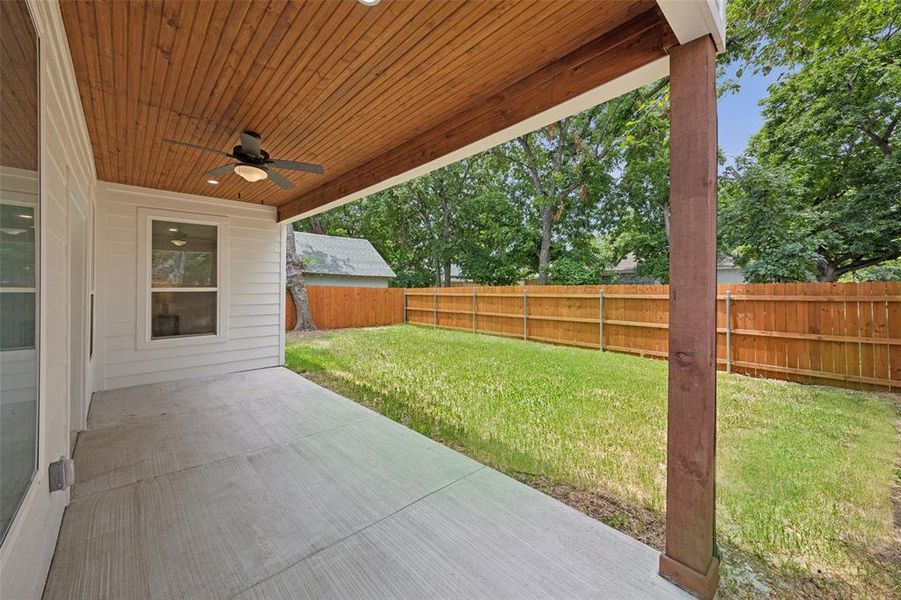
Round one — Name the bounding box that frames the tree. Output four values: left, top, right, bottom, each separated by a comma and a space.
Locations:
492, 83, 667, 284
453, 186, 534, 285
494, 119, 591, 284
594, 81, 672, 282
720, 0, 901, 281
285, 226, 315, 330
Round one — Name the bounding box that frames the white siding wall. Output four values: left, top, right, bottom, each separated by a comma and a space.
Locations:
97, 183, 284, 390
305, 275, 391, 288
0, 1, 96, 597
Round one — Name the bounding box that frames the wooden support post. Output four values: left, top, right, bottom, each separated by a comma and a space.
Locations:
472, 288, 477, 333
433, 291, 438, 328
403, 290, 408, 325
659, 34, 719, 600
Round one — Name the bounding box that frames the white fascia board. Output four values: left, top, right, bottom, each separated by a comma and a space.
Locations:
656, 0, 727, 52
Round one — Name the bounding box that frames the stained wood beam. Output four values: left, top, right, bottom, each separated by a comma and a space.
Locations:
276, 7, 676, 222
659, 34, 719, 599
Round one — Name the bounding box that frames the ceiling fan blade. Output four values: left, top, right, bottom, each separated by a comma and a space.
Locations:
239, 131, 262, 158
206, 164, 235, 177
268, 159, 324, 175
267, 169, 295, 190
162, 138, 233, 158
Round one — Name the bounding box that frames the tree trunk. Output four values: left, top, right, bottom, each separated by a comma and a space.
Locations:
662, 203, 671, 243
433, 250, 441, 287
443, 257, 452, 287
309, 215, 326, 235
816, 260, 840, 282
537, 205, 553, 284
440, 189, 453, 288
285, 227, 316, 330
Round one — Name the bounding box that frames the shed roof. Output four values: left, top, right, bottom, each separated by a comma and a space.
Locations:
294, 232, 395, 279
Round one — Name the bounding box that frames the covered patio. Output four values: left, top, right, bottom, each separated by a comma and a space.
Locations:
1, 1, 726, 598
44, 368, 686, 599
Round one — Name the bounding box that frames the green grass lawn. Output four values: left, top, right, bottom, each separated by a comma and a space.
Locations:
285, 325, 898, 597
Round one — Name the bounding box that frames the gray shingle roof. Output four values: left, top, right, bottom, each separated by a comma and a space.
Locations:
294, 232, 396, 279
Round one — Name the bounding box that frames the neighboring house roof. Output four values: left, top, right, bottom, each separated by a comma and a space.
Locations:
609, 253, 738, 273
294, 232, 396, 279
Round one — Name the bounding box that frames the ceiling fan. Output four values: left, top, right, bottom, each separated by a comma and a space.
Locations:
162, 131, 324, 190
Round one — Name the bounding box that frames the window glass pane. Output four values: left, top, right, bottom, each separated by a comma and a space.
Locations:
0, 0, 39, 543
0, 205, 36, 287
151, 220, 216, 288
151, 291, 217, 338
0, 292, 36, 349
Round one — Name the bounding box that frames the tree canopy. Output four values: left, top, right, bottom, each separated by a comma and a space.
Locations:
721, 0, 900, 281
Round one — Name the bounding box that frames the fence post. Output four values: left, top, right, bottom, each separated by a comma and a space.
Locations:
599, 289, 605, 352
403, 290, 407, 324
433, 290, 438, 328
725, 290, 731, 374
523, 289, 528, 340
472, 288, 477, 333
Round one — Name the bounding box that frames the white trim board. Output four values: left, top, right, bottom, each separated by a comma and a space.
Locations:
657, 0, 727, 52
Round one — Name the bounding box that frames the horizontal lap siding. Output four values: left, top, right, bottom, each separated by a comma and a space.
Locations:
99, 183, 282, 390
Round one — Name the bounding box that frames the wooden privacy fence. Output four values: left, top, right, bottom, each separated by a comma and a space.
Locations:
287, 282, 899, 391
402, 282, 900, 392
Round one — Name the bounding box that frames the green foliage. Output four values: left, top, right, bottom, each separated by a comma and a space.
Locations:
721, 0, 901, 281
286, 326, 898, 594
547, 257, 601, 285
841, 258, 901, 281
719, 160, 820, 282
597, 84, 672, 282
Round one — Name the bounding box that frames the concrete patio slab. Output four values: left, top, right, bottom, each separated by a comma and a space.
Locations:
44, 367, 687, 600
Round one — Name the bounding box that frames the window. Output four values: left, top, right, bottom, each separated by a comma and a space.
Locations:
0, 203, 37, 349
0, 0, 39, 544
138, 210, 228, 348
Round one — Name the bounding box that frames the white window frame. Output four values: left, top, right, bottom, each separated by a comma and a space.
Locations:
0, 196, 39, 352
136, 208, 229, 350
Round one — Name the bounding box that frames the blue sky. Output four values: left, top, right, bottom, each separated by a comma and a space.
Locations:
717, 64, 781, 167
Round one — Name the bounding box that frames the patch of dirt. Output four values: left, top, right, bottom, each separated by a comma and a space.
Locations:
512, 472, 666, 550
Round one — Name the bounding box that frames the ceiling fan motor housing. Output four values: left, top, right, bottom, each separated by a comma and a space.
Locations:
233, 147, 269, 164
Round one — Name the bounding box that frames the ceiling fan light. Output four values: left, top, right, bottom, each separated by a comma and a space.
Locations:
358, 0, 380, 5
171, 239, 187, 247
234, 164, 268, 182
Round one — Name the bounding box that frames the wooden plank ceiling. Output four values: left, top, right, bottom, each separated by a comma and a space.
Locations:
60, 0, 675, 220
